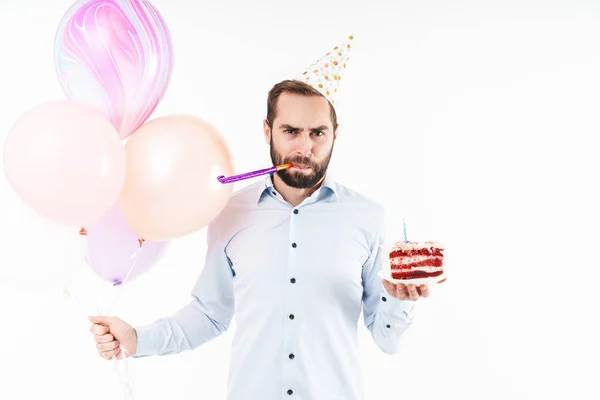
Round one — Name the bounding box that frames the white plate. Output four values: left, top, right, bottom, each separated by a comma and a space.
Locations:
377, 269, 446, 286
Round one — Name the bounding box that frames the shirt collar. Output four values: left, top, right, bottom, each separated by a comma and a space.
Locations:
257, 172, 339, 204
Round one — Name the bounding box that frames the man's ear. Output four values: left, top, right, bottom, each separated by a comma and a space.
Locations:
263, 119, 271, 145
333, 124, 339, 141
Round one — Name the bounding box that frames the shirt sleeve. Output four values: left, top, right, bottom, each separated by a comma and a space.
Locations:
133, 220, 235, 358
361, 208, 415, 355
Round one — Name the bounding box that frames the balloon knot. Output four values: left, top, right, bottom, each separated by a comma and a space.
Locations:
138, 238, 145, 247
79, 227, 88, 236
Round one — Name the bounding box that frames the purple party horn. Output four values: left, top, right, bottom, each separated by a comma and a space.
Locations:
217, 163, 292, 184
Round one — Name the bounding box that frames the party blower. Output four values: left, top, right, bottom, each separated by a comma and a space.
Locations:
217, 163, 293, 184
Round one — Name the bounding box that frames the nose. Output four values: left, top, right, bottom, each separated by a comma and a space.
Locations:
297, 134, 312, 158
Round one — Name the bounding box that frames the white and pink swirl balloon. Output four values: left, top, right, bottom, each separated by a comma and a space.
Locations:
54, 0, 172, 139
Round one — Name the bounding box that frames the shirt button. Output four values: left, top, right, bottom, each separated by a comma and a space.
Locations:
289, 314, 295, 320
293, 209, 299, 214
290, 278, 296, 284
291, 242, 297, 248
289, 353, 295, 359
287, 389, 293, 395
382, 296, 387, 302
386, 324, 391, 328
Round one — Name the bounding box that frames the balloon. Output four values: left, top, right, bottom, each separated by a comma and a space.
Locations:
119, 115, 234, 241
54, 0, 172, 139
85, 203, 168, 285
3, 101, 126, 228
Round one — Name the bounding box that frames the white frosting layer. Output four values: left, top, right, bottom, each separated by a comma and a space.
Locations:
390, 255, 443, 265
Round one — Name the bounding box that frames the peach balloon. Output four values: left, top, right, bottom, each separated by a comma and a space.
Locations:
119, 115, 234, 241
3, 101, 126, 228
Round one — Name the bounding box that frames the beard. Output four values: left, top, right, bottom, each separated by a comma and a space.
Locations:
269, 136, 334, 189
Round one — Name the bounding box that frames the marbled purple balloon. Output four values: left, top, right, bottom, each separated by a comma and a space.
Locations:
54, 0, 172, 139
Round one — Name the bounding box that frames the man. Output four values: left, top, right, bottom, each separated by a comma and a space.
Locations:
89, 36, 431, 399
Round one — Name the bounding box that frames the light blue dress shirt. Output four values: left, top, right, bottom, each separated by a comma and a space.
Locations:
134, 173, 416, 400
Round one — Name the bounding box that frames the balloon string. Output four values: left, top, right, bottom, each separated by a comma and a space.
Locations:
94, 243, 144, 400
95, 284, 134, 399
63, 231, 88, 302
96, 288, 135, 400
119, 242, 144, 289
108, 246, 143, 400
97, 238, 143, 315
114, 347, 134, 400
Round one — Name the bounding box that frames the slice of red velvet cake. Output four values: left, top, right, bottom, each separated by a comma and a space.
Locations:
389, 241, 445, 280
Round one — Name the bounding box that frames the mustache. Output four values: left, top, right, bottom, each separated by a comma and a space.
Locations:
284, 156, 317, 168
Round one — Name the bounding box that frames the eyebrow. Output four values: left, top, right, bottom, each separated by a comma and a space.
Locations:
278, 124, 329, 131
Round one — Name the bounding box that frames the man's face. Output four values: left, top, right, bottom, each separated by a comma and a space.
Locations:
265, 92, 337, 189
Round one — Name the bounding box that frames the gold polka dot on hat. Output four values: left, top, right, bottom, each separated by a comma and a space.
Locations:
294, 35, 354, 107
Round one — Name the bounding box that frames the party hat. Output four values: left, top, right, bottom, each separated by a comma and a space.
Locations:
294, 35, 354, 107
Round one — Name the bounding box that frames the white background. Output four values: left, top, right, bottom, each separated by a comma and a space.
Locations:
1, 0, 599, 399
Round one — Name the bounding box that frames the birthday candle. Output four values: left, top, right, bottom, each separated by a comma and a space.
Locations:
403, 219, 408, 243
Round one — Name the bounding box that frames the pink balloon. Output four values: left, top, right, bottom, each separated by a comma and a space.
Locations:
54, 0, 172, 139
119, 115, 234, 241
3, 101, 126, 228
85, 203, 169, 286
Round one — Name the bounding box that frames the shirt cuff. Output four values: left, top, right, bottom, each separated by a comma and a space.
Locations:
379, 293, 415, 321
132, 324, 159, 358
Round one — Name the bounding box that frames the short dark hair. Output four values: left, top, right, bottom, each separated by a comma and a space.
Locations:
266, 80, 338, 131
